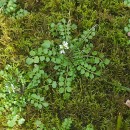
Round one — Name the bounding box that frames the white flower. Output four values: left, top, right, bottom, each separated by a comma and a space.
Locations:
59, 45, 64, 49
62, 41, 69, 49
59, 41, 69, 54
60, 50, 65, 54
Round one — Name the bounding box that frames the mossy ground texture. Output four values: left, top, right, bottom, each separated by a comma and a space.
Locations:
0, 0, 130, 130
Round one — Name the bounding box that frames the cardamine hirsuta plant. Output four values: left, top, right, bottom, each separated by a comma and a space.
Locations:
26, 19, 110, 98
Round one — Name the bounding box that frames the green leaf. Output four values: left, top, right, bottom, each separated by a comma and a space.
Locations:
128, 40, 130, 45
91, 66, 96, 71
59, 87, 64, 93
85, 38, 89, 42
46, 57, 50, 62
86, 124, 94, 130
39, 56, 45, 61
35, 120, 42, 126
92, 51, 97, 56
7, 120, 16, 127
31, 100, 34, 104
43, 102, 49, 107
33, 65, 39, 72
68, 71, 73, 76
52, 81, 57, 88
37, 47, 43, 55
61, 32, 65, 35
42, 40, 51, 48
91, 32, 96, 36
34, 56, 39, 63
35, 73, 41, 79
62, 60, 68, 66
61, 18, 66, 23
52, 49, 56, 55
0, 93, 5, 98
81, 69, 85, 74
51, 57, 56, 62
13, 115, 18, 122
77, 66, 81, 70
91, 27, 95, 32
104, 59, 110, 65
0, 1, 6, 8
81, 61, 84, 66
26, 57, 33, 65
66, 81, 71, 86
48, 51, 52, 56
36, 95, 41, 99
31, 94, 37, 98
85, 72, 89, 77
90, 74, 94, 79
88, 35, 93, 39
87, 65, 92, 70
84, 63, 88, 68
59, 81, 64, 86
85, 48, 91, 54
47, 78, 52, 83
63, 93, 70, 100
30, 50, 36, 56
37, 127, 43, 130
59, 24, 64, 29
59, 76, 64, 81
89, 43, 94, 48
50, 23, 55, 28
83, 31, 89, 35
45, 85, 49, 90
39, 70, 44, 75
99, 62, 105, 68
38, 104, 42, 109
99, 53, 104, 58
54, 65, 59, 70
40, 97, 44, 101
116, 114, 122, 130
124, 27, 129, 32
94, 57, 100, 64
56, 58, 61, 64
43, 49, 48, 54
71, 24, 77, 30
66, 87, 72, 92
34, 102, 39, 107
128, 3, 130, 7
124, 1, 128, 5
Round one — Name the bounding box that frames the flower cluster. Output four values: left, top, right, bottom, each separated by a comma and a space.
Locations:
59, 41, 69, 54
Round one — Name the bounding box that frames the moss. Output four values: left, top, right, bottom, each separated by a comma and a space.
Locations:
0, 0, 130, 129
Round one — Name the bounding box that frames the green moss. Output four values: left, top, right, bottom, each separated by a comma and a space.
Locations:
0, 0, 130, 129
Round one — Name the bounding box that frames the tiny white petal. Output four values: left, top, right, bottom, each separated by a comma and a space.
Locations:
62, 41, 66, 44
59, 45, 64, 49
60, 50, 65, 54
62, 41, 69, 49
65, 46, 69, 49
63, 41, 68, 46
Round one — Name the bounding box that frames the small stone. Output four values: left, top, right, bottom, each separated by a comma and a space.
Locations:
128, 32, 130, 37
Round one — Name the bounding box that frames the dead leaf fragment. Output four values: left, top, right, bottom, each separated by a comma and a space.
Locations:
125, 99, 130, 108
128, 32, 130, 37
